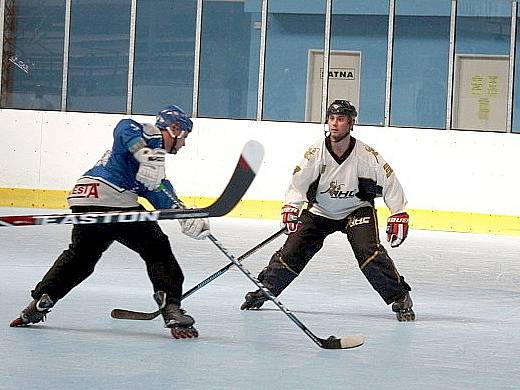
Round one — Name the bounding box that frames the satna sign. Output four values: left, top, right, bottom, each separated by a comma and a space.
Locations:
320, 67, 355, 80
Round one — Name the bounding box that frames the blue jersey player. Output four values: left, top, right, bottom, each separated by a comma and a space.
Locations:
10, 105, 208, 339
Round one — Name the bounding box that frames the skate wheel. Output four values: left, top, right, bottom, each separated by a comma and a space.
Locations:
241, 302, 263, 310
9, 318, 25, 327
170, 326, 199, 339
396, 311, 416, 322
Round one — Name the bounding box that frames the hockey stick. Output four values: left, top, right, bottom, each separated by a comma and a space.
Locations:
206, 235, 365, 350
110, 227, 286, 320
0, 140, 264, 228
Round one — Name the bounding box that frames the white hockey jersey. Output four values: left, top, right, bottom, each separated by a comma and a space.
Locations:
286, 136, 407, 220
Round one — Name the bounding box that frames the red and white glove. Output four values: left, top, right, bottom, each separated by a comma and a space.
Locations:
386, 212, 409, 248
281, 204, 301, 234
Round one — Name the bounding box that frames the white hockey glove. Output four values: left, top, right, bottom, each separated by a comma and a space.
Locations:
134, 148, 166, 191
179, 218, 211, 240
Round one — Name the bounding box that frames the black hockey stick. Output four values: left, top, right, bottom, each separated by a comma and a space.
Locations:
206, 235, 365, 350
0, 140, 263, 228
110, 227, 286, 320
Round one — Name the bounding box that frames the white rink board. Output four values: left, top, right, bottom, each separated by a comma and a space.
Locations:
0, 109, 519, 216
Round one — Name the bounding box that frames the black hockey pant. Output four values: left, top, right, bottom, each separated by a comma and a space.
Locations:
258, 207, 411, 304
31, 207, 184, 306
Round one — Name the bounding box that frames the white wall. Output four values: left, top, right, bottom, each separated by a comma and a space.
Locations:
1, 109, 519, 216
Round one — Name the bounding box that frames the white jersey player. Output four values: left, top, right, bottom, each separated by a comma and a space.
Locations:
241, 100, 415, 321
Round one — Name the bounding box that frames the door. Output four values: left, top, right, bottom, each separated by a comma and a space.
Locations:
306, 50, 361, 122
452, 54, 509, 132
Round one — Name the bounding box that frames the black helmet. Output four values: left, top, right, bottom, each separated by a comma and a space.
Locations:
326, 100, 357, 118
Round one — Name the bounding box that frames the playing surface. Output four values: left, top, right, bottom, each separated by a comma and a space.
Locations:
1, 208, 519, 389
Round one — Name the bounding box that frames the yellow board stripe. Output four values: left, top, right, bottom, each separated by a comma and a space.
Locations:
0, 188, 69, 209
1, 188, 519, 236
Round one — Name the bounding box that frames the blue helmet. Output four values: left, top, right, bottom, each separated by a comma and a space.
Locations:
155, 105, 193, 132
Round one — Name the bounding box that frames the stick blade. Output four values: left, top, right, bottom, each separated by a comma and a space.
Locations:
241, 140, 264, 174
110, 309, 159, 321
321, 334, 365, 349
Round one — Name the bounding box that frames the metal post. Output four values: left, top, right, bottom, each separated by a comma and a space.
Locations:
507, 2, 517, 133
61, 0, 72, 111
0, 0, 6, 102
445, 0, 457, 130
320, 0, 332, 124
256, 0, 268, 120
191, 0, 203, 117
384, 0, 395, 127
126, 0, 137, 114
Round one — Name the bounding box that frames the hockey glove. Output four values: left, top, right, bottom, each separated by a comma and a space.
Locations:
134, 148, 166, 191
281, 204, 301, 234
179, 218, 211, 240
386, 212, 409, 248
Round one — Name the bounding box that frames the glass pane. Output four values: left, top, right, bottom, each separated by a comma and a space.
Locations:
66, 0, 131, 113
1, 0, 65, 110
262, 1, 326, 122
331, 0, 389, 126
456, 1, 511, 55
132, 0, 196, 115
198, 0, 260, 119
391, 1, 451, 129
453, 0, 511, 132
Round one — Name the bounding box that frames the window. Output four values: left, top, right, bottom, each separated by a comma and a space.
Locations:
391, 1, 451, 129
132, 0, 196, 115
66, 0, 131, 113
1, 0, 65, 110
262, 2, 326, 122
198, 0, 260, 119
331, 1, 389, 126
452, 0, 511, 132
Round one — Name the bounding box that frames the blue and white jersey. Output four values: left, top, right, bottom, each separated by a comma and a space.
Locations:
67, 119, 175, 210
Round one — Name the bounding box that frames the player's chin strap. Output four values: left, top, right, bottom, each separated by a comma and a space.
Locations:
323, 123, 330, 138
165, 127, 177, 154
330, 122, 353, 143
324, 120, 354, 142
163, 127, 188, 154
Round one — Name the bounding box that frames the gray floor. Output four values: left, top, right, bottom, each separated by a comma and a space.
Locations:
1, 208, 519, 390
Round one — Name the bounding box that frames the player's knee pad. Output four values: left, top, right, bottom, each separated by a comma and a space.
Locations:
261, 252, 300, 296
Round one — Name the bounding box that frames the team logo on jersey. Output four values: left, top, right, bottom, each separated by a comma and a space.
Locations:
69, 183, 100, 199
364, 146, 380, 163
304, 147, 319, 160
347, 216, 371, 227
320, 181, 356, 199
383, 162, 393, 178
